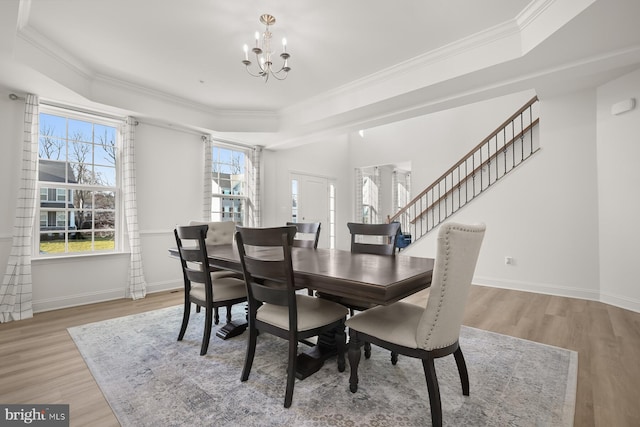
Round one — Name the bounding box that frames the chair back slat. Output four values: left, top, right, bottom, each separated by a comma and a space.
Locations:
174, 224, 212, 299
236, 226, 298, 310
287, 221, 321, 249
347, 222, 401, 256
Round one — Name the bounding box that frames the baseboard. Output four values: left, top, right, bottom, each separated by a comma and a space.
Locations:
474, 276, 640, 313
599, 291, 640, 313
33, 280, 182, 314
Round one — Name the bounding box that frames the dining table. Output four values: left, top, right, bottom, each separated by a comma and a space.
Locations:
169, 243, 435, 378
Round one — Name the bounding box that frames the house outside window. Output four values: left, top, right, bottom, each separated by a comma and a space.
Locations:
211, 146, 248, 225
37, 108, 120, 255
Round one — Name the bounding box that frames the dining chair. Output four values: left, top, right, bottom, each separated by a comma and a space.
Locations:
287, 221, 321, 296
346, 222, 486, 427
235, 225, 349, 408
189, 220, 243, 319
174, 224, 247, 355
287, 221, 321, 249
318, 221, 401, 362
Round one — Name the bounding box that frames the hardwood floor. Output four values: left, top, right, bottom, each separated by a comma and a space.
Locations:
1, 286, 639, 426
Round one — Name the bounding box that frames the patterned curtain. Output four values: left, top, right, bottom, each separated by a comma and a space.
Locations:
354, 168, 363, 223
372, 166, 380, 223
392, 169, 398, 215
0, 94, 39, 322
203, 136, 212, 221
247, 146, 262, 227
122, 117, 147, 300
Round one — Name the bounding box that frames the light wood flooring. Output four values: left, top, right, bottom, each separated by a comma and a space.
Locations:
1, 285, 639, 426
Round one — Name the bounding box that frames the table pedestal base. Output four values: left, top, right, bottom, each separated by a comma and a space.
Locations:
295, 327, 342, 380
215, 321, 248, 340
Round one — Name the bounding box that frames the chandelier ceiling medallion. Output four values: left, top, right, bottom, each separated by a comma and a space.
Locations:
242, 14, 291, 82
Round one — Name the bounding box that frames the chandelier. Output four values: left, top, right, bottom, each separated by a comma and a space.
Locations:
242, 14, 291, 82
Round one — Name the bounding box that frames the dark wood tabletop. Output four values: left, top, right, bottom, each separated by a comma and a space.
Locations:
169, 244, 434, 306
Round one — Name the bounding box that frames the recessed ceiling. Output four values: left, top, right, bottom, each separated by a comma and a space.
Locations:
23, 0, 530, 111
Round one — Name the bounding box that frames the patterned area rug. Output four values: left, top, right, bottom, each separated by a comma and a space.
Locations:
68, 305, 577, 426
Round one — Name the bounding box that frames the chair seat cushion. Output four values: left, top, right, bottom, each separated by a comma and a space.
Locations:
345, 301, 424, 349
257, 294, 349, 332
190, 277, 247, 302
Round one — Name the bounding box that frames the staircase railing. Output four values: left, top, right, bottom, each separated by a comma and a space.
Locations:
390, 96, 540, 243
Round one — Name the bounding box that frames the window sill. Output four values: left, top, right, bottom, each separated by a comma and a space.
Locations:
33, 251, 130, 264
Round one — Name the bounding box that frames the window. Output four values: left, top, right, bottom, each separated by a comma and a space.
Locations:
37, 108, 120, 255
210, 146, 248, 224
361, 172, 379, 224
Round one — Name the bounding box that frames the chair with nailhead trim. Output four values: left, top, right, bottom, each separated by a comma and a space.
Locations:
345, 222, 486, 427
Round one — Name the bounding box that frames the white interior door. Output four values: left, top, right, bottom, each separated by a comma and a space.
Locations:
291, 173, 329, 248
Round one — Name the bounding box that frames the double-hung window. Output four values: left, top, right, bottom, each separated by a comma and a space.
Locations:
37, 107, 120, 255
210, 146, 248, 225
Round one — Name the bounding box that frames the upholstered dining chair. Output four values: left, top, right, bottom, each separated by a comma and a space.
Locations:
235, 226, 349, 408
174, 224, 247, 355
189, 220, 243, 321
319, 221, 401, 362
346, 222, 486, 427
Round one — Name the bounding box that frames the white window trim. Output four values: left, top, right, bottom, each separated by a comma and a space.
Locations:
35, 105, 124, 258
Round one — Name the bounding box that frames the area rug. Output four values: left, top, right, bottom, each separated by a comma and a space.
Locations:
68, 305, 577, 426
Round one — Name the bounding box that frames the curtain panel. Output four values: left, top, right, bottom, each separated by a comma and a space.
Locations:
202, 136, 213, 221
0, 94, 39, 322
122, 117, 147, 299
247, 146, 262, 227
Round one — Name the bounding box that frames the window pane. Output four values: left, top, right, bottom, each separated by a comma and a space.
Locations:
94, 165, 116, 186
68, 119, 93, 142
72, 190, 93, 209
95, 211, 115, 230
95, 191, 115, 209
39, 136, 66, 160
39, 232, 66, 254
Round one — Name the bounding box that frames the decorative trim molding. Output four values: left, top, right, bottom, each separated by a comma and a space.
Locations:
32, 280, 182, 314
475, 276, 639, 313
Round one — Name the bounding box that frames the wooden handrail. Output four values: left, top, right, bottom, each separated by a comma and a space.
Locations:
409, 119, 539, 224
391, 95, 538, 223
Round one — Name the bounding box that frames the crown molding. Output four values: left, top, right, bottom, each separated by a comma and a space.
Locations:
280, 14, 525, 120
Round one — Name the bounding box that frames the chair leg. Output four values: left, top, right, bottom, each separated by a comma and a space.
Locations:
422, 357, 442, 427
241, 322, 257, 382
214, 307, 220, 325
226, 304, 232, 323
453, 346, 470, 396
335, 323, 346, 372
177, 299, 191, 341
348, 330, 362, 393
364, 341, 372, 359
196, 305, 201, 313
284, 333, 298, 408
391, 351, 398, 365
200, 306, 213, 356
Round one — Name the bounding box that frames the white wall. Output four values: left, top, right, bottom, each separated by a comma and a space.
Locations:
2, 74, 639, 313
597, 69, 640, 311
262, 135, 351, 249
276, 87, 632, 309
404, 89, 602, 302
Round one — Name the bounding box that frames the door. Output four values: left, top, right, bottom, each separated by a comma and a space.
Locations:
291, 173, 330, 248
